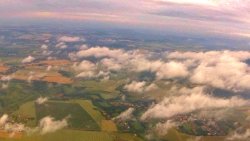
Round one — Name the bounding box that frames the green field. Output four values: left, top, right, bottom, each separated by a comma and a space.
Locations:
162, 128, 227, 141
77, 80, 124, 100
14, 101, 36, 117
4, 130, 113, 141
74, 100, 105, 126
13, 101, 36, 126
35, 101, 100, 130
3, 129, 146, 141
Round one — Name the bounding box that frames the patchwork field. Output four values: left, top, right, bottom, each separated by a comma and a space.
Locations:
12, 67, 73, 84
3, 130, 112, 141
3, 130, 146, 141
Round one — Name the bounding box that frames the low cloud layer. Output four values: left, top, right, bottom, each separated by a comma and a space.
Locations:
58, 36, 81, 43
73, 60, 98, 78
73, 48, 250, 92
22, 56, 35, 63
35, 97, 48, 105
38, 116, 68, 135
124, 81, 158, 93
168, 51, 250, 91
0, 114, 68, 136
141, 87, 249, 120
154, 120, 176, 136
113, 107, 135, 121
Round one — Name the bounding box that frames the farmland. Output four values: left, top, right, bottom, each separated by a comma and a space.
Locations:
74, 100, 105, 125
0, 65, 9, 73
3, 130, 113, 141
101, 120, 117, 132
35, 101, 100, 130
0, 26, 249, 141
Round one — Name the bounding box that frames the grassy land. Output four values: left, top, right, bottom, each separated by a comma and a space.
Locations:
4, 130, 113, 141
35, 101, 100, 130
13, 101, 36, 127
74, 100, 105, 126
14, 101, 36, 117
3, 130, 145, 141
77, 80, 124, 100
163, 128, 192, 141
101, 120, 117, 132
163, 128, 227, 141
113, 133, 144, 141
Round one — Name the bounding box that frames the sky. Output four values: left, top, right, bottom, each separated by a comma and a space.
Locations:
0, 0, 250, 38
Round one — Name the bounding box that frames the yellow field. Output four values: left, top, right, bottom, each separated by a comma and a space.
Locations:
42, 76, 73, 84
101, 120, 117, 132
0, 130, 23, 139
30, 60, 71, 66
12, 67, 73, 84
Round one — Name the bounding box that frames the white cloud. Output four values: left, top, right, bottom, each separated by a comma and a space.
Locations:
0, 114, 8, 126
144, 83, 158, 92
124, 81, 146, 93
100, 58, 122, 71
4, 123, 25, 133
113, 108, 135, 121
46, 65, 52, 71
35, 97, 48, 105
58, 36, 81, 42
22, 56, 35, 63
154, 120, 176, 136
73, 60, 97, 78
0, 114, 26, 133
1, 75, 12, 81
74, 48, 250, 92
0, 114, 68, 135
76, 47, 129, 61
41, 44, 48, 50
130, 58, 189, 79
141, 87, 249, 120
79, 44, 88, 50
157, 0, 216, 6
155, 61, 189, 79
124, 81, 158, 93
167, 51, 250, 92
38, 116, 68, 135
73, 60, 96, 71
55, 42, 67, 49
76, 71, 96, 78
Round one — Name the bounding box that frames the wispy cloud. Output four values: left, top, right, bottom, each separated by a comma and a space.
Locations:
0, 0, 250, 37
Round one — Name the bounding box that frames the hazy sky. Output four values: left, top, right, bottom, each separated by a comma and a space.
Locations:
0, 0, 250, 38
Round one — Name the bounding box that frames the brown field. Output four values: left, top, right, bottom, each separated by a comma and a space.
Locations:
30, 60, 71, 66
11, 66, 73, 84
101, 120, 117, 132
0, 130, 23, 139
13, 74, 44, 81
0, 66, 9, 73
17, 34, 51, 41
42, 75, 73, 84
